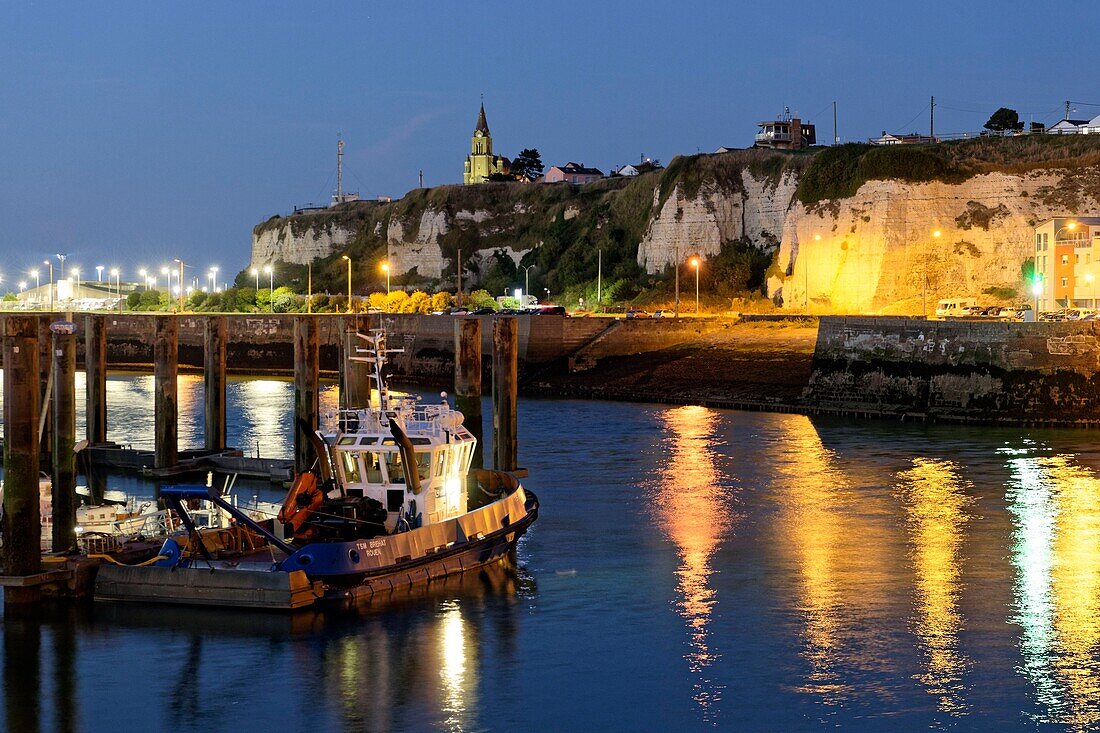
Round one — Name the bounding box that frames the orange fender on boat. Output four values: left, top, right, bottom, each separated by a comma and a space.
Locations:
278, 473, 323, 534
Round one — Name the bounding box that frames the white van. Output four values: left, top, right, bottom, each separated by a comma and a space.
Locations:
934, 298, 977, 319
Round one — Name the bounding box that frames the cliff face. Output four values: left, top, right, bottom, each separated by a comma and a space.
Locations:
250, 137, 1100, 310
773, 168, 1100, 312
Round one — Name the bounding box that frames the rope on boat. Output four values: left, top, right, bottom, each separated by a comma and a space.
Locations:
88, 553, 168, 567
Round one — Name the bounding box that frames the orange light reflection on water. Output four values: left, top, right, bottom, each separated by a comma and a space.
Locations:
653, 405, 733, 721
896, 457, 972, 716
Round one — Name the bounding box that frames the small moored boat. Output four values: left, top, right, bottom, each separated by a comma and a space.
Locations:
95, 330, 538, 609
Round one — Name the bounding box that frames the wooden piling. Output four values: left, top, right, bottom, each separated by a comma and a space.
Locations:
342, 318, 371, 409
204, 315, 228, 452
294, 315, 319, 475
2, 316, 42, 601
454, 318, 484, 470
51, 321, 77, 554
37, 315, 53, 465
84, 314, 107, 445
154, 316, 178, 470
492, 317, 519, 472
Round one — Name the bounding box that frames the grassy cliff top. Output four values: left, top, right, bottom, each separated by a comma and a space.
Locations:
796, 134, 1100, 205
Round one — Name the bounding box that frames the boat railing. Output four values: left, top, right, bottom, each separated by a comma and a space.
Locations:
337, 404, 464, 439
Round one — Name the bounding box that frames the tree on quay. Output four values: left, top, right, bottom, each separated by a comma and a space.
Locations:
510, 148, 544, 181
984, 108, 1024, 133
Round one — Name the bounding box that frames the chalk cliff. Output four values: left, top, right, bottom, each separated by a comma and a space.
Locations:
249, 137, 1100, 309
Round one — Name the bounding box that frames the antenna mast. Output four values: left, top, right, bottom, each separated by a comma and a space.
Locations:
337, 135, 344, 200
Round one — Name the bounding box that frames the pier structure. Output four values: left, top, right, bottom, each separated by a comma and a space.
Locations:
85, 315, 107, 445
2, 316, 43, 604
454, 317, 484, 470
204, 315, 228, 452
51, 320, 78, 554
492, 317, 519, 472
293, 315, 319, 475
154, 315, 179, 470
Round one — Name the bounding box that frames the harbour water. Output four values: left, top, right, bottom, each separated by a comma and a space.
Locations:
4, 375, 1100, 730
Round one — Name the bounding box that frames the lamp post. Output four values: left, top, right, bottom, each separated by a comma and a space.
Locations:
209, 266, 218, 293
139, 268, 147, 291
44, 260, 54, 310
341, 255, 353, 312
251, 268, 259, 292
18, 281, 26, 294
690, 257, 700, 314
110, 268, 120, 313
31, 269, 39, 309
96, 265, 104, 282
522, 265, 536, 309
381, 261, 390, 295
161, 266, 170, 292
264, 265, 273, 312
307, 262, 313, 314
173, 259, 185, 311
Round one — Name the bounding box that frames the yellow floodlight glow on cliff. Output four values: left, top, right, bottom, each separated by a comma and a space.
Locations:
933, 230, 942, 238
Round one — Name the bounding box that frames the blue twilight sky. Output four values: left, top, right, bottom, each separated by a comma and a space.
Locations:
0, 1, 1096, 281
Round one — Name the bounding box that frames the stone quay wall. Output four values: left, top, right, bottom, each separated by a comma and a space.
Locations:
806, 316, 1100, 423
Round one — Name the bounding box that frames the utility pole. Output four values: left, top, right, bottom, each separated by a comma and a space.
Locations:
419, 170, 424, 188
1066, 100, 1071, 120
930, 96, 936, 140
833, 101, 838, 145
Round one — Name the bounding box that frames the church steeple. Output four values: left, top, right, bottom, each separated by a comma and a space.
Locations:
475, 102, 490, 135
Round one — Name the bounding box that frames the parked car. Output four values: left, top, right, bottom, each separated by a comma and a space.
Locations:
934, 298, 978, 319
1066, 308, 1096, 321
469, 307, 495, 315
625, 309, 651, 319
533, 305, 567, 316
653, 310, 673, 318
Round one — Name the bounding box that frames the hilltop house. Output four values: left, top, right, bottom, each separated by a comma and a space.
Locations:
869, 131, 937, 145
754, 112, 816, 150
613, 160, 663, 177
1083, 114, 1100, 134
543, 162, 604, 184
1047, 118, 1090, 135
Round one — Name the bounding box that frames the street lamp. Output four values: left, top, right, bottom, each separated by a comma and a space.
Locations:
210, 266, 218, 293
251, 268, 259, 292
522, 265, 536, 309
44, 260, 54, 310
110, 268, 120, 313
18, 281, 26, 293
263, 265, 273, 312
72, 267, 80, 300
307, 262, 313, 314
96, 265, 104, 282
160, 266, 170, 292
173, 259, 185, 311
138, 268, 147, 290
690, 256, 700, 314
380, 261, 390, 295
342, 256, 353, 312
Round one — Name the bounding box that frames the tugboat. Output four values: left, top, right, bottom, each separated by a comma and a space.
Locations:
95, 330, 539, 609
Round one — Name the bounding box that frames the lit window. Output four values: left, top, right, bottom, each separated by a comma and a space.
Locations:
1062, 277, 1068, 287
341, 451, 362, 483
364, 452, 383, 483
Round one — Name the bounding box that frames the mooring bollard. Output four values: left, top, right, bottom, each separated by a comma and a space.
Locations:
204, 315, 228, 452
84, 314, 107, 445
2, 315, 42, 603
154, 315, 178, 470
492, 316, 518, 472
294, 315, 319, 475
454, 317, 484, 470
51, 320, 77, 554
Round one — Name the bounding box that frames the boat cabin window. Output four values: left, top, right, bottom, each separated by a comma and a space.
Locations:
435, 450, 447, 476
340, 451, 362, 483
364, 451, 383, 483
337, 437, 357, 446
416, 451, 431, 481
382, 449, 405, 484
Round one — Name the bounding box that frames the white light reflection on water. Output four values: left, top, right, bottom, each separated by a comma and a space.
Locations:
1005, 452, 1100, 731
651, 405, 734, 724
896, 457, 973, 717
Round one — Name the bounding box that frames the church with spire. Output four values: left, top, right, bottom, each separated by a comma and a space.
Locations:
463, 101, 510, 184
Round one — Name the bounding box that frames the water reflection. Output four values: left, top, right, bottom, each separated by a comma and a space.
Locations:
769, 416, 899, 706
896, 457, 972, 716
652, 405, 733, 722
1006, 453, 1100, 730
